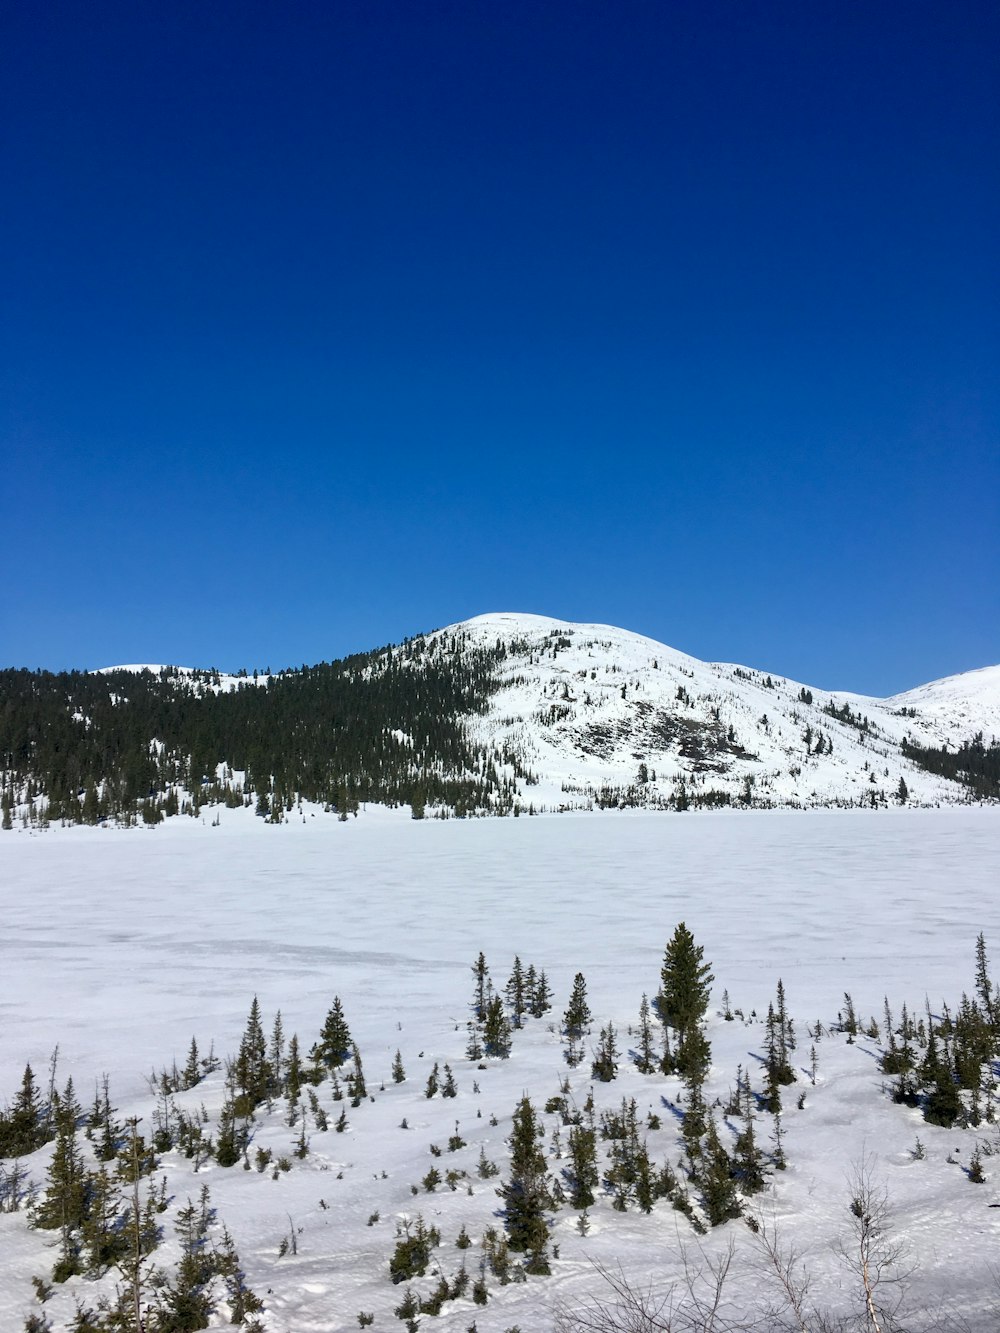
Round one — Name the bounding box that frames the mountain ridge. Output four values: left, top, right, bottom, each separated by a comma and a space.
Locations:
3, 612, 997, 828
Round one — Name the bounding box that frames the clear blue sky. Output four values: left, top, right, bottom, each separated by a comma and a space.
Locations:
3, 0, 997, 694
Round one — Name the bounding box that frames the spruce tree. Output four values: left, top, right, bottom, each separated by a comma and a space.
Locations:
563, 974, 591, 1038
699, 1118, 741, 1226
659, 923, 713, 1075
0, 1064, 47, 1158
732, 1070, 767, 1196
591, 1023, 619, 1082
471, 953, 491, 1022
505, 956, 527, 1028
921, 1022, 961, 1127
499, 1097, 551, 1273
33, 1085, 88, 1281
529, 969, 553, 1018
234, 997, 271, 1109
311, 997, 353, 1076
635, 994, 656, 1074
566, 1123, 598, 1209
482, 996, 513, 1058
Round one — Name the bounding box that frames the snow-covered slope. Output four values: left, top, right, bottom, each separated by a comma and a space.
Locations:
416, 612, 999, 812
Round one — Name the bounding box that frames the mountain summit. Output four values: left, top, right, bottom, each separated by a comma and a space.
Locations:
416, 613, 1000, 813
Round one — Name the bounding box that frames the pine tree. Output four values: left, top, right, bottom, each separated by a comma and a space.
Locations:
732, 1069, 767, 1196
268, 1011, 285, 1096
659, 923, 713, 1075
975, 933, 998, 1044
591, 1023, 619, 1082
215, 1224, 264, 1323
33, 1084, 88, 1281
634, 994, 656, 1074
680, 1025, 711, 1161
529, 969, 553, 1018
234, 997, 271, 1109
563, 973, 591, 1039
921, 1021, 961, 1127
566, 1123, 598, 1209
482, 996, 512, 1058
392, 1049, 406, 1084
505, 956, 527, 1027
311, 997, 353, 1076
81, 1164, 127, 1276
499, 1097, 551, 1273
183, 1037, 201, 1090
699, 1118, 741, 1226
285, 1034, 303, 1107
471, 953, 491, 1022
347, 1045, 367, 1106
0, 1064, 48, 1158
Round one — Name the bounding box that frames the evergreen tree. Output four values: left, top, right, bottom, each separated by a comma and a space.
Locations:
499, 1098, 551, 1273
680, 1026, 711, 1161
975, 933, 997, 1043
33, 1085, 89, 1281
699, 1118, 741, 1226
659, 923, 713, 1075
471, 953, 492, 1022
634, 994, 656, 1074
528, 968, 553, 1018
566, 1123, 598, 1209
732, 1070, 767, 1196
284, 1034, 303, 1108
81, 1165, 127, 1276
764, 997, 796, 1094
563, 973, 591, 1039
311, 997, 353, 1076
268, 1012, 285, 1097
234, 997, 271, 1109
591, 1022, 619, 1082
505, 956, 527, 1028
921, 1022, 961, 1127
347, 1045, 367, 1106
0, 1064, 48, 1158
482, 996, 513, 1058
215, 1224, 264, 1324
183, 1037, 201, 1090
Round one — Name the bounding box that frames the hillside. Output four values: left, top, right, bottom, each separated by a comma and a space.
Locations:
430, 613, 1000, 813
1, 613, 998, 829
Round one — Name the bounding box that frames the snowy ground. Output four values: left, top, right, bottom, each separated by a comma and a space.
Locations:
2, 806, 999, 1331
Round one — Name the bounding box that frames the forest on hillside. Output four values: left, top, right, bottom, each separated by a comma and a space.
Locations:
0, 634, 531, 828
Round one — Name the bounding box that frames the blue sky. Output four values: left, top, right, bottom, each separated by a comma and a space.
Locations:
3, 0, 997, 694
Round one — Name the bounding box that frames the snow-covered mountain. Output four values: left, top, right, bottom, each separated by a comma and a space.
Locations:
408, 612, 1000, 812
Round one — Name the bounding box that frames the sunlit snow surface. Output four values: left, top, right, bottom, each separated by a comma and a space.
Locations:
2, 807, 999, 1330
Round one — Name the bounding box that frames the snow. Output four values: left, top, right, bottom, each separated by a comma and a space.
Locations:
2, 807, 1000, 1330
423, 613, 1000, 812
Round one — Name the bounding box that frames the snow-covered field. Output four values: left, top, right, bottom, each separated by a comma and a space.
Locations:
2, 807, 999, 1330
